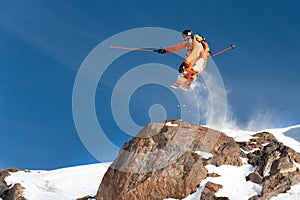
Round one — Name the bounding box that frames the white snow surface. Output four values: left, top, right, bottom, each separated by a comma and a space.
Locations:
4, 125, 300, 200
180, 159, 262, 200
165, 121, 179, 127
5, 163, 111, 200
194, 151, 213, 159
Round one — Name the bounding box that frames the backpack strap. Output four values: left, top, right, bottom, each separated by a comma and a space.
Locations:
195, 35, 211, 55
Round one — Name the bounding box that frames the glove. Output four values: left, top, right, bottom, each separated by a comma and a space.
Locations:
155, 48, 166, 54
178, 62, 187, 73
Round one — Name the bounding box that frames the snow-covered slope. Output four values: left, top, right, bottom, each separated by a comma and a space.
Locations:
222, 124, 300, 152
5, 163, 111, 200
4, 125, 300, 200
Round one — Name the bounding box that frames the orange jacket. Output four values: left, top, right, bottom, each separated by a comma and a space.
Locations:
165, 34, 208, 69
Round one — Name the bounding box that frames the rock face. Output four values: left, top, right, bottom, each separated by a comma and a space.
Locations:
97, 121, 243, 200
97, 121, 300, 200
241, 132, 300, 199
0, 168, 25, 200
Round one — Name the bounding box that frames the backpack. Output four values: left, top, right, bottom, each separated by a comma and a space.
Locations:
195, 35, 211, 55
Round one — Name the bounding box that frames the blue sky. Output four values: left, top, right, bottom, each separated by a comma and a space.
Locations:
1, 0, 300, 169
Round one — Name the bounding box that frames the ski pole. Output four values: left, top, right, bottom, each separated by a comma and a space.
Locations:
110, 44, 235, 56
110, 45, 155, 52
208, 44, 235, 59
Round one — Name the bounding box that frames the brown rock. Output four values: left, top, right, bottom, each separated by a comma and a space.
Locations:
0, 169, 25, 200
246, 172, 263, 184
200, 182, 227, 200
96, 122, 300, 200
1, 183, 25, 200
238, 132, 278, 153
77, 195, 95, 200
247, 140, 300, 178
260, 173, 293, 199
251, 132, 278, 144
0, 170, 10, 197
207, 173, 220, 177
216, 197, 229, 200
248, 195, 260, 200
208, 141, 243, 166
98, 151, 207, 200
205, 182, 223, 192
245, 132, 300, 199
97, 121, 243, 200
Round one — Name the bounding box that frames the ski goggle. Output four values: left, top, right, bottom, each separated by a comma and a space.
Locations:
182, 36, 192, 43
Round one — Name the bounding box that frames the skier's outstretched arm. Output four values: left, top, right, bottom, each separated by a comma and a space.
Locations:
155, 42, 186, 54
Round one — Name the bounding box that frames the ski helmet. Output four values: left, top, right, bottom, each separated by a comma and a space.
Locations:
182, 29, 193, 38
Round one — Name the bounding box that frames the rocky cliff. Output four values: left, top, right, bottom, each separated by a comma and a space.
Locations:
97, 120, 300, 200
0, 168, 25, 200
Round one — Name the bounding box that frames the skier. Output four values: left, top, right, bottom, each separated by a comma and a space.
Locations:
155, 29, 210, 90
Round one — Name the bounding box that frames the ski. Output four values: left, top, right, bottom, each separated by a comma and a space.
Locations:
171, 72, 195, 91
171, 76, 187, 89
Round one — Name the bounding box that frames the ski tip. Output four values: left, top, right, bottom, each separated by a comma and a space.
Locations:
171, 85, 190, 91
230, 44, 235, 49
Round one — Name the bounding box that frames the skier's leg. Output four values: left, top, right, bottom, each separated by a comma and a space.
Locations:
193, 58, 207, 77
